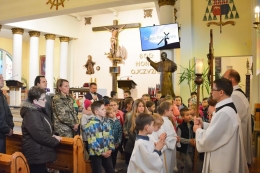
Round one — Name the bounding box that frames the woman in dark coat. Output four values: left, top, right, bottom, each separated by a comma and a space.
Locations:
20, 86, 62, 173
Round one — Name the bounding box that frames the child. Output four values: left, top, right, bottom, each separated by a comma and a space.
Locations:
110, 99, 124, 127
146, 101, 155, 115
148, 113, 167, 145
124, 99, 148, 165
106, 107, 122, 173
154, 91, 162, 110
127, 113, 165, 173
141, 94, 151, 104
84, 100, 115, 173
177, 107, 195, 173
201, 97, 209, 122
122, 98, 133, 116
157, 101, 178, 173
81, 99, 94, 153
109, 99, 124, 158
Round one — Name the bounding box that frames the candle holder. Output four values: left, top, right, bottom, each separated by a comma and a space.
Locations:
193, 73, 204, 173
254, 6, 260, 30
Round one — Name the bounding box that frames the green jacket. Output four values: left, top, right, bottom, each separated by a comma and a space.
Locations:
53, 93, 78, 138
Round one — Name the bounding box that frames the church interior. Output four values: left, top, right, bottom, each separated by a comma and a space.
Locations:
0, 0, 260, 172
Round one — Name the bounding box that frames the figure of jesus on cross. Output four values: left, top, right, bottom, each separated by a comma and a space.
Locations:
104, 25, 125, 57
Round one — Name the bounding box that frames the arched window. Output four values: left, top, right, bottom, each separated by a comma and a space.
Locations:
0, 49, 12, 80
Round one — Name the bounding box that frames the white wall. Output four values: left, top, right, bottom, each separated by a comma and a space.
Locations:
220, 56, 252, 91
73, 8, 161, 98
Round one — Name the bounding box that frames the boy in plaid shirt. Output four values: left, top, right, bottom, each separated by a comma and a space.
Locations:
85, 100, 115, 173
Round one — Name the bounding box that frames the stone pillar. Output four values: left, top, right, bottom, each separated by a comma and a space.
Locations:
11, 28, 24, 106
28, 31, 40, 88
59, 37, 69, 79
158, 0, 177, 96
9, 87, 15, 106
45, 34, 56, 93
68, 39, 75, 87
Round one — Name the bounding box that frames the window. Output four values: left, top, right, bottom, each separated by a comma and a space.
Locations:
0, 49, 12, 80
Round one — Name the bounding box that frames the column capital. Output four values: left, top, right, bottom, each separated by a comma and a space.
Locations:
11, 28, 24, 35
28, 31, 40, 37
59, 37, 70, 42
158, 0, 177, 7
44, 34, 56, 40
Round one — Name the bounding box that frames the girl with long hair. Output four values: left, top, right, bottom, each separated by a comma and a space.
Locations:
124, 99, 148, 166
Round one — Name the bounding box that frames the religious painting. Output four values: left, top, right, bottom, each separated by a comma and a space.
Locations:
40, 55, 46, 75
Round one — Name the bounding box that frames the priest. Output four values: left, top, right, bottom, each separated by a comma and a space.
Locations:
193, 78, 248, 173
223, 69, 253, 165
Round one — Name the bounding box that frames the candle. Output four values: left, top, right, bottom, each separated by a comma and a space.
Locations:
255, 6, 260, 22
195, 59, 203, 74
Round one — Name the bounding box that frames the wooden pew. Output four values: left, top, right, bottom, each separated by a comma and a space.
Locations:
0, 152, 29, 173
6, 134, 92, 173
249, 157, 260, 173
255, 103, 260, 121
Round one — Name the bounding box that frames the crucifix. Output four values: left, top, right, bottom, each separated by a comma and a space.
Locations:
207, 29, 214, 89
92, 20, 140, 91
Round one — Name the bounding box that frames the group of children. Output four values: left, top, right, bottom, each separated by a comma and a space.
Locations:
79, 91, 210, 173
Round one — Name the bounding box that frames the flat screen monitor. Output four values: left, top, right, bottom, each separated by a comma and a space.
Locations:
139, 23, 180, 51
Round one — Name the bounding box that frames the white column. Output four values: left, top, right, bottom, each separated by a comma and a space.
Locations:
45, 34, 56, 93
11, 28, 24, 106
68, 39, 75, 87
9, 88, 15, 106
59, 37, 69, 79
179, 0, 193, 101
28, 31, 40, 88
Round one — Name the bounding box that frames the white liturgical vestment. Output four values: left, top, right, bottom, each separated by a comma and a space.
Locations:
127, 137, 163, 173
196, 98, 248, 173
232, 85, 253, 164
156, 116, 177, 173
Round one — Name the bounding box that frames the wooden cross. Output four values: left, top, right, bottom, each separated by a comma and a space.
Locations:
92, 20, 140, 91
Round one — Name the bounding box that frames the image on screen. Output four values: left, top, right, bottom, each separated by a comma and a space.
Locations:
139, 23, 180, 51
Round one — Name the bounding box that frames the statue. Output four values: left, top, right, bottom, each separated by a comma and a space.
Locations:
147, 52, 177, 97
104, 25, 125, 57
84, 55, 95, 75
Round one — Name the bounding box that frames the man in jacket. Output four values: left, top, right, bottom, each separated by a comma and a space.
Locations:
85, 83, 103, 102
0, 74, 14, 153
34, 76, 53, 125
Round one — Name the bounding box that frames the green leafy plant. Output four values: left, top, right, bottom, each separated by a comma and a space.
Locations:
178, 62, 210, 98
178, 61, 196, 94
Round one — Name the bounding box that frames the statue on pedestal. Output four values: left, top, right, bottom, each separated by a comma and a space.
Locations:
147, 52, 177, 97
84, 55, 95, 75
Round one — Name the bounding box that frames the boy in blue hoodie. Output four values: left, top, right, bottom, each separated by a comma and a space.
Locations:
85, 100, 115, 173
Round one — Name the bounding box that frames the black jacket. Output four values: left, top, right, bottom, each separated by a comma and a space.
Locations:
20, 101, 59, 165
0, 90, 14, 137
177, 121, 195, 153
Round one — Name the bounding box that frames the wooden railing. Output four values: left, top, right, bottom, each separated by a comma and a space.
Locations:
6, 134, 92, 173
